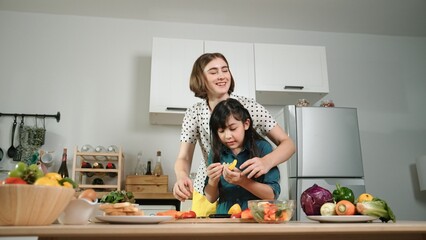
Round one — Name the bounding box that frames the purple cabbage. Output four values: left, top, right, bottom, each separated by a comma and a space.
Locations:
300, 184, 333, 215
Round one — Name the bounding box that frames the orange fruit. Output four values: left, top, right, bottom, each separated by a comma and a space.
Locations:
228, 203, 242, 215
357, 193, 374, 203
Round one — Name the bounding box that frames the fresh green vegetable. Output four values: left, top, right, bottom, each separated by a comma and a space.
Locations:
100, 190, 135, 204
332, 184, 355, 203
320, 202, 336, 216
356, 197, 396, 223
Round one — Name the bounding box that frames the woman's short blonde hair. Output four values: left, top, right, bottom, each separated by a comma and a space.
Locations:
189, 53, 235, 99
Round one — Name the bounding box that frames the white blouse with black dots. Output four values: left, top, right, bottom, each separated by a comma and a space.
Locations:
179, 94, 277, 193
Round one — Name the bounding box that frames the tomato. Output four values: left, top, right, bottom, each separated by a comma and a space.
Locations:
2, 177, 27, 184
241, 209, 253, 219
179, 210, 196, 219
231, 212, 242, 218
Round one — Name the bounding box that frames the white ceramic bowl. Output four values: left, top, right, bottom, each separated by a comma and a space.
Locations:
58, 198, 98, 225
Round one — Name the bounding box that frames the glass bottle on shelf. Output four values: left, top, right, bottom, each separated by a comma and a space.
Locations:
146, 160, 152, 175
135, 152, 145, 175
58, 148, 69, 178
153, 150, 164, 176
81, 144, 95, 160
81, 161, 94, 177
92, 162, 105, 176
106, 162, 117, 177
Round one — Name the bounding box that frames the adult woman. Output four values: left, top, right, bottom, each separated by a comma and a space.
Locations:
173, 53, 294, 216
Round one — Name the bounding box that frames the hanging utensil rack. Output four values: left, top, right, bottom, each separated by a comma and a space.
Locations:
0, 111, 61, 122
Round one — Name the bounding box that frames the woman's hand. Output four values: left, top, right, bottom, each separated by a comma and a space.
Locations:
206, 162, 223, 186
173, 176, 193, 201
239, 157, 272, 179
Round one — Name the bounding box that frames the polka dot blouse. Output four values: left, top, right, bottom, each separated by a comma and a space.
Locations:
180, 94, 277, 193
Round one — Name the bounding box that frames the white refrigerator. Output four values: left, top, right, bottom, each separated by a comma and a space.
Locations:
283, 105, 366, 221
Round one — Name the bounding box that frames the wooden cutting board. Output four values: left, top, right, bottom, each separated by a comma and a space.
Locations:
173, 218, 256, 223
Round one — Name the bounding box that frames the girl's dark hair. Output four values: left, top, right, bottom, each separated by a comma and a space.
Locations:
209, 98, 265, 163
189, 53, 235, 99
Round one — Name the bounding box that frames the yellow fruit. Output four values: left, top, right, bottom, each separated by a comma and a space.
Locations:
228, 203, 242, 215
34, 177, 61, 187
357, 193, 374, 202
228, 159, 237, 170
45, 172, 62, 181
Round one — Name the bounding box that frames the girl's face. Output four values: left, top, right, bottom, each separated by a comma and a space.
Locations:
218, 114, 250, 155
203, 58, 232, 98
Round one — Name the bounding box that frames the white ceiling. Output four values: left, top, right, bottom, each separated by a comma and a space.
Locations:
1, 0, 426, 37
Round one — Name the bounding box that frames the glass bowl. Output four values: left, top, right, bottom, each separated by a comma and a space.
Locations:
248, 200, 295, 223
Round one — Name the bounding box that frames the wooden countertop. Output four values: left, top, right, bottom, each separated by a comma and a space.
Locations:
1, 220, 425, 240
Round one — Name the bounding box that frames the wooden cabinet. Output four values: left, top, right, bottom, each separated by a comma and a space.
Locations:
126, 175, 168, 193
71, 146, 124, 197
254, 43, 329, 105
149, 38, 256, 125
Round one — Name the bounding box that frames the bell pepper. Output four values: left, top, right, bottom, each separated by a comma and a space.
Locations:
332, 184, 355, 203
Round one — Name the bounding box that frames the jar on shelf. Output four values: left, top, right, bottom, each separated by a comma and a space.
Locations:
94, 146, 107, 161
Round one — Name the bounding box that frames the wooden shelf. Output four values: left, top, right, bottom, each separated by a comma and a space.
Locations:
71, 146, 124, 194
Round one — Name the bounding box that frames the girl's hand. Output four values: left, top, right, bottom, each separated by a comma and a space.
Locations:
206, 162, 223, 185
239, 157, 272, 179
223, 167, 246, 185
173, 176, 193, 201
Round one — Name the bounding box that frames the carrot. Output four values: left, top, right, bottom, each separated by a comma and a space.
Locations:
335, 200, 356, 215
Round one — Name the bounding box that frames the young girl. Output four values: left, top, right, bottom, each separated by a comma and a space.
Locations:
204, 98, 280, 213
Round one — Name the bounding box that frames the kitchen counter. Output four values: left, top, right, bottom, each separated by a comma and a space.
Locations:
1, 220, 425, 240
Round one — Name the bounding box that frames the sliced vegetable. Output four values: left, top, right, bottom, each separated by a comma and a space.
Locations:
356, 198, 396, 223
300, 184, 334, 215
333, 184, 355, 203
335, 200, 356, 215
228, 159, 237, 170
320, 202, 336, 216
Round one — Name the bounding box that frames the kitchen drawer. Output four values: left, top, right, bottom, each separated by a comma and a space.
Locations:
125, 175, 168, 193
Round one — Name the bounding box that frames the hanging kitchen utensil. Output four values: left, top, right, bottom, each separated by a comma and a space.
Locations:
33, 117, 46, 146
13, 116, 24, 161
0, 147, 4, 161
7, 116, 17, 158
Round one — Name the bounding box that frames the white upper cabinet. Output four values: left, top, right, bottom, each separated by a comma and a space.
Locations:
150, 38, 256, 125
254, 43, 329, 105
149, 38, 203, 125
204, 41, 255, 99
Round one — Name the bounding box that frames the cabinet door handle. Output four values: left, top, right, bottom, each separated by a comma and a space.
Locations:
284, 86, 304, 90
166, 107, 187, 112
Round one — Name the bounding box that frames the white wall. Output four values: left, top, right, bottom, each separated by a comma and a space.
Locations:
0, 11, 425, 220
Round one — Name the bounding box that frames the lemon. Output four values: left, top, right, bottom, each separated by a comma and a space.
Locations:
34, 177, 61, 187
228, 203, 242, 215
45, 172, 62, 181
